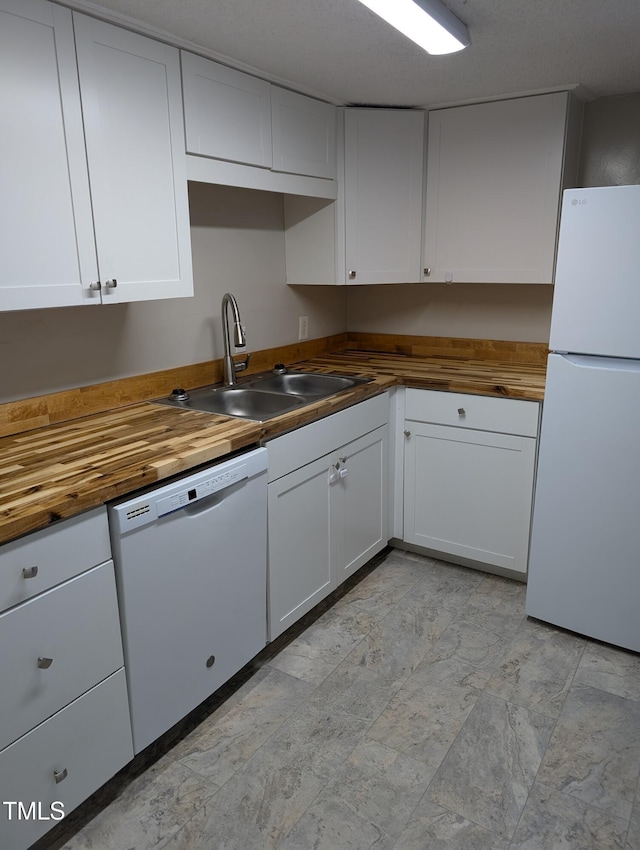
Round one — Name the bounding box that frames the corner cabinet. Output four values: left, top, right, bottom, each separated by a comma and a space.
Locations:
344, 109, 425, 284
0, 0, 192, 311
0, 507, 133, 850
402, 389, 539, 577
266, 395, 389, 640
423, 92, 582, 284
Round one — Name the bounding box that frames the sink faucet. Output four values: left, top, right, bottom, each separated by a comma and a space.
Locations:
221, 292, 250, 386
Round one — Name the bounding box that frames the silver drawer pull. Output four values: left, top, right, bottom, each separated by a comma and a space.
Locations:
53, 768, 68, 784
348, 270, 357, 279
37, 656, 53, 669
457, 408, 466, 416
404, 429, 411, 437
22, 566, 38, 579
88, 280, 101, 291
105, 278, 118, 289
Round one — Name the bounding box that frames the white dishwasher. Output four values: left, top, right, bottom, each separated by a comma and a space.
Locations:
109, 447, 267, 754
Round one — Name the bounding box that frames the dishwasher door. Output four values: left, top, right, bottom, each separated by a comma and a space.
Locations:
109, 447, 267, 754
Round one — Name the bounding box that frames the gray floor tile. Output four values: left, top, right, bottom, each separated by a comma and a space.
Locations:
170, 667, 314, 784
305, 659, 399, 722
429, 614, 514, 672
279, 740, 433, 850
509, 782, 628, 849
267, 606, 377, 684
60, 756, 217, 850
344, 595, 455, 689
575, 642, 640, 702
626, 800, 640, 850
367, 656, 489, 772
333, 552, 429, 619
536, 684, 640, 821
163, 707, 369, 850
393, 800, 509, 850
426, 692, 555, 839
485, 618, 586, 717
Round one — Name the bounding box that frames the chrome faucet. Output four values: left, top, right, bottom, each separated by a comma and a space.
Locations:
221, 292, 250, 386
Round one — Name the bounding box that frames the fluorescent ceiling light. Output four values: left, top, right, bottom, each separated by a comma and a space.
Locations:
356, 0, 470, 55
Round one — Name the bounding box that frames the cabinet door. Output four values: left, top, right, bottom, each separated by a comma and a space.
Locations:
271, 86, 336, 179
424, 93, 570, 284
268, 454, 333, 640
0, 0, 98, 310
333, 426, 389, 584
182, 52, 272, 168
345, 109, 424, 284
403, 422, 536, 574
73, 14, 193, 303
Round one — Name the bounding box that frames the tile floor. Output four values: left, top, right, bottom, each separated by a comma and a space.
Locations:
47, 548, 640, 849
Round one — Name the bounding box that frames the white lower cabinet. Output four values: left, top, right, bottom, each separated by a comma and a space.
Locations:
0, 671, 132, 850
402, 390, 539, 576
267, 395, 389, 640
0, 509, 133, 850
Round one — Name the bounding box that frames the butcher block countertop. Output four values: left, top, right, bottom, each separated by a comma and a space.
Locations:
0, 338, 546, 545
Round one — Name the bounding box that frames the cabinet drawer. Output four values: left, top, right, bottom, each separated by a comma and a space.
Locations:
0, 669, 133, 850
405, 389, 539, 437
0, 507, 111, 612
0, 562, 124, 751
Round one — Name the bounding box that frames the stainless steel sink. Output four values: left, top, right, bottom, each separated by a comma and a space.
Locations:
156, 386, 305, 421
153, 370, 371, 421
248, 372, 366, 396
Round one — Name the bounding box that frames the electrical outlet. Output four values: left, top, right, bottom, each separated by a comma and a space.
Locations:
298, 315, 309, 340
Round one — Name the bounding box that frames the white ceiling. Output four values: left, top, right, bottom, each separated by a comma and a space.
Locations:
73, 0, 640, 107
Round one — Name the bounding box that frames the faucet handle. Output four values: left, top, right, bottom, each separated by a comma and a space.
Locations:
234, 353, 250, 373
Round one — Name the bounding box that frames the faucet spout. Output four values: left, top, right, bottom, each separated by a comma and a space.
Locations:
221, 293, 249, 385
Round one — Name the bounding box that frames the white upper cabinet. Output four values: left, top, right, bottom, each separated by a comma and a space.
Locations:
344, 109, 425, 284
423, 92, 582, 284
271, 86, 336, 179
181, 52, 273, 168
0, 1, 193, 311
73, 14, 192, 304
0, 0, 97, 310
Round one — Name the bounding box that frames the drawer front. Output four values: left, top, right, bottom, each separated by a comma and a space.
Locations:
267, 393, 388, 482
405, 389, 539, 437
0, 507, 111, 613
0, 562, 124, 751
0, 669, 133, 850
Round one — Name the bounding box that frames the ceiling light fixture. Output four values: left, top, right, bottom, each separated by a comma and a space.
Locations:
356, 0, 470, 55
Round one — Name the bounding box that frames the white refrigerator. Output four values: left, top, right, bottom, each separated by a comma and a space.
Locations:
526, 184, 640, 652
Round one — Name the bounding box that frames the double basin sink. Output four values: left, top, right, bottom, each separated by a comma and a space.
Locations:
155, 370, 371, 421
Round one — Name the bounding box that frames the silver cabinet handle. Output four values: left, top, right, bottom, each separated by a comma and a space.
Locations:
339, 467, 349, 479
88, 281, 101, 291
404, 429, 411, 437
37, 657, 53, 669
105, 278, 118, 289
457, 408, 466, 416
423, 267, 431, 276
22, 566, 38, 579
348, 270, 357, 280
53, 768, 68, 784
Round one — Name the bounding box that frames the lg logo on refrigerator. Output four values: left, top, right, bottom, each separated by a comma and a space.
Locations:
571, 198, 587, 206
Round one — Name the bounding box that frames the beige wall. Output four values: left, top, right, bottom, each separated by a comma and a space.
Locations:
347, 283, 553, 342
0, 183, 346, 403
